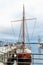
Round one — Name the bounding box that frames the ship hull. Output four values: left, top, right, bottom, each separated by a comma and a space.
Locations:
17, 53, 31, 65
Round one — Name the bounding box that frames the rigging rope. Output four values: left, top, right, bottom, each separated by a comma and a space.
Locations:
31, 18, 37, 41
10, 22, 15, 37
25, 22, 31, 49
26, 22, 30, 43
10, 18, 37, 43
18, 22, 22, 42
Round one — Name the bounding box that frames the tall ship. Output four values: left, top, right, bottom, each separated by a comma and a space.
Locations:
12, 5, 32, 65
0, 4, 43, 65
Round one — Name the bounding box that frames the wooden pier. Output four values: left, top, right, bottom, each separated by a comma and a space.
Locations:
0, 45, 16, 65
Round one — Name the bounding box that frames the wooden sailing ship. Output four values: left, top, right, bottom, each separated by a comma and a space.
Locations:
11, 5, 32, 65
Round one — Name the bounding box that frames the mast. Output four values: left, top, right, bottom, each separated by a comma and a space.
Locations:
22, 5, 25, 43
11, 5, 36, 43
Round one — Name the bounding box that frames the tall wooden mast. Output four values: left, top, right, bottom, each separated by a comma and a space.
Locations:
22, 5, 25, 43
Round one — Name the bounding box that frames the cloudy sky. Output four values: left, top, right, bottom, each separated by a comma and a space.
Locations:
0, 0, 43, 42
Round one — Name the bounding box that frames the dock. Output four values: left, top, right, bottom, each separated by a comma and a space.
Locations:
0, 45, 16, 65
0, 43, 43, 65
